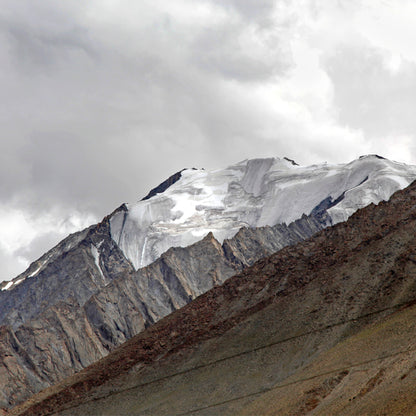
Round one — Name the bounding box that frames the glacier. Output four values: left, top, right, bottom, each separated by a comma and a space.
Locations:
110, 155, 416, 270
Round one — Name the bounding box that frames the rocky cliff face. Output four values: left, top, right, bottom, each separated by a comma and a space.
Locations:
11, 179, 416, 416
0, 210, 326, 410
0, 206, 132, 329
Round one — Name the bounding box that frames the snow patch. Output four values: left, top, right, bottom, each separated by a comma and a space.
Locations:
91, 244, 105, 281
13, 278, 24, 287
28, 265, 42, 278
388, 175, 411, 189
1, 262, 47, 291
1, 281, 13, 291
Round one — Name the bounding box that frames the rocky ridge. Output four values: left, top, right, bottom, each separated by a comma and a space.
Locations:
0, 209, 326, 410
10, 179, 416, 416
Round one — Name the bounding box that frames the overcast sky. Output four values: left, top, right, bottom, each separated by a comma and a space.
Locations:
1, 0, 416, 281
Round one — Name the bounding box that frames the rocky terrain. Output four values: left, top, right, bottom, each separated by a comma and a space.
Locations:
1, 155, 416, 411
9, 179, 416, 416
0, 210, 326, 410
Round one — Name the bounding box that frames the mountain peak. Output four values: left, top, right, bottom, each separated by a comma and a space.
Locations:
359, 154, 386, 160
109, 156, 416, 270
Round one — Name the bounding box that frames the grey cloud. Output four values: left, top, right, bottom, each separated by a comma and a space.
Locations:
193, 0, 292, 82
0, 250, 26, 282
14, 230, 63, 266
324, 44, 416, 138
0, 2, 94, 71
191, 22, 292, 82
207, 0, 279, 25
3, 23, 95, 73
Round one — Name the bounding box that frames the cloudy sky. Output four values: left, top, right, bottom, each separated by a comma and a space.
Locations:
1, 0, 416, 280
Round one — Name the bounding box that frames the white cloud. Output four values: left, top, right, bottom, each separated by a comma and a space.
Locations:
0, 205, 97, 279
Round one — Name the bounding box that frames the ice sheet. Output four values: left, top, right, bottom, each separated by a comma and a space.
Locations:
110, 156, 416, 270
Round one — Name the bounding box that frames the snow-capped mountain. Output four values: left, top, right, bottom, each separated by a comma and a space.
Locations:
110, 155, 416, 269
19, 168, 416, 416
1, 154, 416, 410
2, 155, 415, 297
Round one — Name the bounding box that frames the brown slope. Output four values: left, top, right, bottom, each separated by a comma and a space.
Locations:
10, 180, 416, 416
240, 302, 416, 415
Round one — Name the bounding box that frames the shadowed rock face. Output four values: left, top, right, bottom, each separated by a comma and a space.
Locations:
0, 208, 326, 410
141, 169, 189, 201
0, 205, 132, 329
9, 180, 416, 416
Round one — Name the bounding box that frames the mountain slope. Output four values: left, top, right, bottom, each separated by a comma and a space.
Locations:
10, 178, 416, 416
0, 211, 326, 409
240, 303, 416, 415
1, 155, 416, 410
